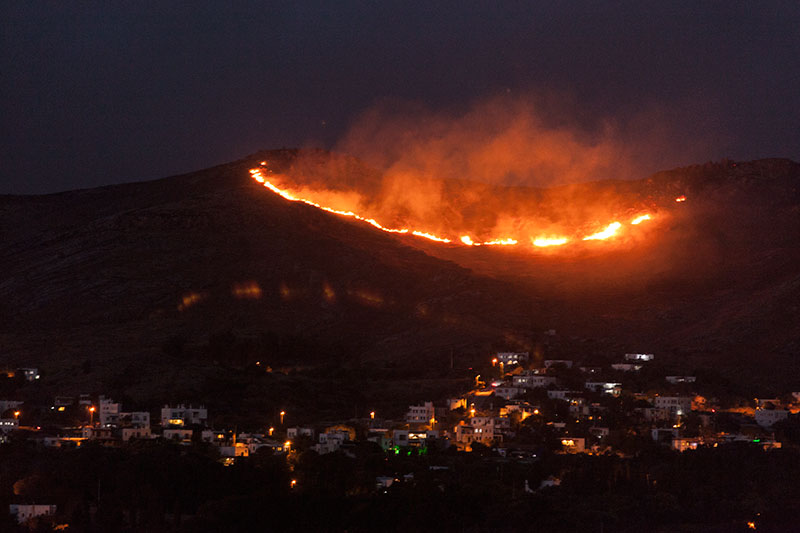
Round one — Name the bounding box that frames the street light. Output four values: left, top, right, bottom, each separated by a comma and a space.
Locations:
280, 410, 285, 425
370, 411, 375, 420
89, 406, 95, 426
268, 426, 274, 436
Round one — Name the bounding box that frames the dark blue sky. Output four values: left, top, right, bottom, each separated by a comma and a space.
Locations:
2, 1, 799, 194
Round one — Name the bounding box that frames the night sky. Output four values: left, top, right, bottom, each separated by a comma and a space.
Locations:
2, 2, 799, 194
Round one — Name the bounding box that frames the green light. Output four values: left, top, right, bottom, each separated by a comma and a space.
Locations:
753, 439, 761, 443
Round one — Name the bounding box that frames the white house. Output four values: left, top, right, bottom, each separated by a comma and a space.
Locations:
9, 504, 56, 524
584, 382, 622, 396
405, 402, 435, 424
119, 411, 150, 428
0, 418, 19, 432
494, 385, 526, 400
122, 427, 153, 442
287, 427, 315, 439
316, 430, 351, 454
513, 373, 557, 388
99, 396, 120, 427
611, 363, 642, 372
163, 428, 193, 442
654, 396, 693, 417
495, 352, 529, 365
625, 353, 654, 361
161, 404, 208, 427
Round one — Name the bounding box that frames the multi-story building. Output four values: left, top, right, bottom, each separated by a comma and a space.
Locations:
654, 396, 693, 417
405, 401, 435, 424
161, 404, 208, 427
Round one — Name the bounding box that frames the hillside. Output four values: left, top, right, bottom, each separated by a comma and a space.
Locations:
0, 151, 798, 418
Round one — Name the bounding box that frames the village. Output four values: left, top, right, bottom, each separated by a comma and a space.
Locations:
2, 349, 799, 526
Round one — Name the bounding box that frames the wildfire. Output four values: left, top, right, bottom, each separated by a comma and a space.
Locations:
532, 236, 569, 247
583, 222, 622, 241
249, 164, 656, 250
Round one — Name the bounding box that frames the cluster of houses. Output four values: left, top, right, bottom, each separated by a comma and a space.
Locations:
379, 351, 796, 455
3, 355, 799, 525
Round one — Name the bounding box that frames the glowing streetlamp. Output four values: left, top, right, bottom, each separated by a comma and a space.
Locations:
280, 410, 285, 425
290, 479, 297, 489
370, 411, 375, 420
268, 426, 274, 436
491, 358, 498, 367
89, 406, 96, 426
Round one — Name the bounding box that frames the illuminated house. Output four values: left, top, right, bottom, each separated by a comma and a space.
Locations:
584, 382, 622, 396
494, 385, 526, 400
392, 429, 439, 448
17, 368, 40, 381
495, 352, 529, 365
405, 401, 435, 423
611, 363, 642, 372
287, 427, 315, 439
9, 504, 57, 525
654, 396, 693, 417
315, 429, 351, 454
560, 437, 585, 453
0, 418, 19, 432
513, 372, 557, 388
121, 427, 152, 441
119, 411, 150, 428
98, 396, 120, 427
625, 353, 654, 361
160, 404, 208, 427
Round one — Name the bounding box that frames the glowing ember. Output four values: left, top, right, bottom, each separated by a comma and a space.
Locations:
232, 281, 262, 299
675, 195, 686, 202
532, 236, 569, 247
631, 214, 652, 225
583, 222, 622, 241
460, 235, 475, 245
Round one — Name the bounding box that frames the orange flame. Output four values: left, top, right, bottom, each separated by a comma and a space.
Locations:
675, 195, 686, 202
532, 236, 569, 247
250, 165, 659, 250
583, 222, 622, 241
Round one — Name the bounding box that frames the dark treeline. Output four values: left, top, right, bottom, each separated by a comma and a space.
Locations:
1, 438, 799, 532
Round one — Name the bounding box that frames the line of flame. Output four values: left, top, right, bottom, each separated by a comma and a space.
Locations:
250, 165, 653, 248
583, 222, 623, 241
